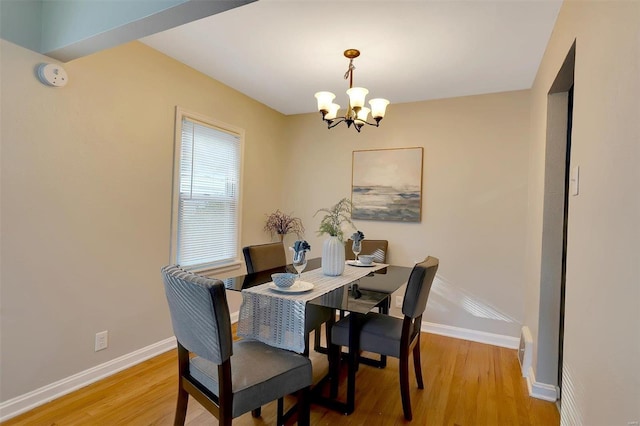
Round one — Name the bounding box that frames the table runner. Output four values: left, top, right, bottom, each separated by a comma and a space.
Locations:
237, 262, 388, 353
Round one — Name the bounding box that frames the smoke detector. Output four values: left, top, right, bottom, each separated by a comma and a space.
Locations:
37, 63, 68, 87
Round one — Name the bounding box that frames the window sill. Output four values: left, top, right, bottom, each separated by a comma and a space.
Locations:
193, 261, 243, 278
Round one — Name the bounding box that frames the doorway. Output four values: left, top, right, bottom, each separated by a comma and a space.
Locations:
557, 84, 573, 403
536, 41, 575, 406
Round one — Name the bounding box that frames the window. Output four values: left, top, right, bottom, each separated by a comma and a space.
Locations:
171, 108, 243, 271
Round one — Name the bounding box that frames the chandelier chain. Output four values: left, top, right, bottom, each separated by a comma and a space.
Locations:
344, 59, 355, 88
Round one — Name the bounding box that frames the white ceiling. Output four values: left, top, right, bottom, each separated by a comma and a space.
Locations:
140, 0, 562, 116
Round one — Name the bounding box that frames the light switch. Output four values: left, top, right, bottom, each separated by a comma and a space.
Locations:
570, 166, 580, 196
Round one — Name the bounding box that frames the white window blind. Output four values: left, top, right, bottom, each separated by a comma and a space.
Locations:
174, 115, 241, 270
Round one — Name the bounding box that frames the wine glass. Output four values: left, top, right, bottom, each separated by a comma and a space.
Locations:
292, 250, 307, 281
352, 240, 362, 263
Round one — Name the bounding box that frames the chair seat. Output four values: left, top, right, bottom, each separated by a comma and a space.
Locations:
190, 339, 312, 418
332, 312, 404, 358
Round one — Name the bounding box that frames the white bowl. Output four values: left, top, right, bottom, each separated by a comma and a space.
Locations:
358, 255, 374, 265
271, 273, 297, 288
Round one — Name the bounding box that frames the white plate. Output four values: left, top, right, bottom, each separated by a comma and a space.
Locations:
346, 260, 376, 267
268, 281, 314, 293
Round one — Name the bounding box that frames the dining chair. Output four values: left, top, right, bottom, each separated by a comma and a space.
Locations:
161, 265, 312, 426
242, 242, 287, 274
345, 239, 388, 264
345, 239, 389, 309
343, 239, 391, 366
243, 241, 331, 355
329, 256, 439, 421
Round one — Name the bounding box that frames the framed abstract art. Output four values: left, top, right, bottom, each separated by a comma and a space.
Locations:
351, 147, 423, 222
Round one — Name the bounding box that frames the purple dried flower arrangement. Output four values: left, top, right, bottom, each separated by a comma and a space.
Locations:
264, 210, 305, 238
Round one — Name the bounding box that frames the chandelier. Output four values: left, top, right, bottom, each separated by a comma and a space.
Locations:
314, 49, 390, 132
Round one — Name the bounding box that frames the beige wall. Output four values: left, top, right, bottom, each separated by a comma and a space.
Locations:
525, 0, 640, 424
283, 91, 531, 338
1, 37, 532, 404
0, 40, 287, 400
4, 4, 638, 422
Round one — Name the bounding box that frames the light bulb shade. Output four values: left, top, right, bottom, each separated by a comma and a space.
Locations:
356, 107, 370, 123
325, 103, 341, 120
369, 98, 390, 118
314, 91, 336, 112
346, 87, 369, 108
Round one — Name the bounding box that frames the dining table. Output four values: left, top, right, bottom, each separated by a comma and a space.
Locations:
224, 257, 413, 415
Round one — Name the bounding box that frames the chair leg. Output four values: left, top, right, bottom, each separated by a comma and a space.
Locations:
251, 407, 262, 417
378, 296, 390, 314
376, 299, 389, 368
328, 343, 341, 398
413, 337, 424, 389
313, 326, 322, 351
297, 387, 311, 426
174, 385, 189, 426
276, 397, 284, 425
399, 354, 413, 421
380, 354, 387, 368
324, 324, 331, 354
303, 332, 310, 357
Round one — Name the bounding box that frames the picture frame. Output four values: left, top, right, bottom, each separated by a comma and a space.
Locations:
351, 147, 423, 222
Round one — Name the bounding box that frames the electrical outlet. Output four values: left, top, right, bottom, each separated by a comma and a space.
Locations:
95, 330, 108, 351
395, 295, 403, 308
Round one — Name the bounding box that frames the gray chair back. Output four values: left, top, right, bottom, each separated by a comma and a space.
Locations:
402, 256, 439, 319
243, 242, 287, 273
161, 265, 233, 365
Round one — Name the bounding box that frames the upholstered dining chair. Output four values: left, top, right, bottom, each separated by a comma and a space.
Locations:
242, 242, 287, 274
161, 265, 312, 426
345, 239, 388, 264
242, 242, 331, 355
343, 239, 391, 365
243, 242, 332, 356
329, 256, 439, 421
346, 238, 390, 312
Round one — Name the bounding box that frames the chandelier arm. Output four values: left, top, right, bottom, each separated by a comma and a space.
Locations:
326, 118, 347, 129
359, 119, 382, 128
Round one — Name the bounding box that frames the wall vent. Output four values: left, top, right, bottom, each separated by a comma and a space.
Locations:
518, 326, 533, 377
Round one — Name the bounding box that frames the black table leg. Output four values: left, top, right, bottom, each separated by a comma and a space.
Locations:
312, 312, 362, 415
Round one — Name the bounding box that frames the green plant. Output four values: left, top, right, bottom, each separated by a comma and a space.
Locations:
314, 198, 355, 242
264, 210, 305, 238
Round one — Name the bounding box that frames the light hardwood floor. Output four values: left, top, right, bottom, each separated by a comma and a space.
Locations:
3, 331, 559, 425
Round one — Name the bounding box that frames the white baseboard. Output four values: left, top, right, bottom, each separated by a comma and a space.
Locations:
0, 337, 177, 422
525, 366, 558, 401
421, 321, 520, 349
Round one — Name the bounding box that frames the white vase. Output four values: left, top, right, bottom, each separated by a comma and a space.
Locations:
322, 236, 345, 276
